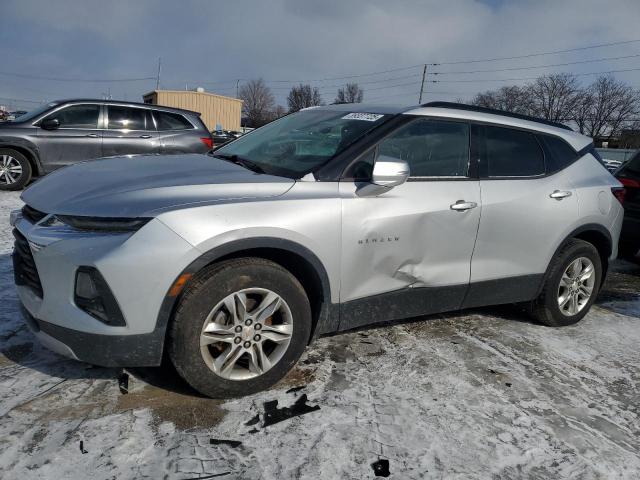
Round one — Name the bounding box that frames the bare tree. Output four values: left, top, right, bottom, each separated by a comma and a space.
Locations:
287, 84, 323, 112
238, 78, 276, 127
335, 83, 364, 104
576, 75, 640, 139
272, 105, 287, 119
472, 85, 533, 114
526, 73, 583, 122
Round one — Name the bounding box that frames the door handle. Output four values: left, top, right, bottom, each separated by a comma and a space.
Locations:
550, 190, 572, 200
450, 200, 478, 211
139, 135, 152, 139
85, 133, 99, 138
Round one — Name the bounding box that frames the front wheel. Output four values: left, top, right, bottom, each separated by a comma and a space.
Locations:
168, 258, 311, 398
529, 239, 602, 327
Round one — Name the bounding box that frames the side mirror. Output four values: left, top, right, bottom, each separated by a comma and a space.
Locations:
356, 156, 410, 196
40, 118, 60, 130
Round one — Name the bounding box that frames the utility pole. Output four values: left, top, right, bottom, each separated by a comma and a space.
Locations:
236, 79, 240, 98
156, 57, 162, 90
418, 64, 427, 104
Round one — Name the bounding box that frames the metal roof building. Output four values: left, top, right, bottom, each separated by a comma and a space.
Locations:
143, 88, 242, 131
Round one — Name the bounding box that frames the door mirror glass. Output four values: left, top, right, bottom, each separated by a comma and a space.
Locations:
40, 118, 60, 130
372, 156, 410, 188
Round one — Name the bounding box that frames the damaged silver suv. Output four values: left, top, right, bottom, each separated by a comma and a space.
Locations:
12, 102, 624, 398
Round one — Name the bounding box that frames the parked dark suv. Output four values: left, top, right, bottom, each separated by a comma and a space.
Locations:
615, 151, 640, 262
0, 99, 213, 190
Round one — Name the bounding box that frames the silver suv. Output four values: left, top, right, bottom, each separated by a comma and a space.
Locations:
12, 102, 624, 398
0, 99, 213, 190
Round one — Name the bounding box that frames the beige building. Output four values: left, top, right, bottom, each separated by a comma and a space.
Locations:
143, 88, 242, 131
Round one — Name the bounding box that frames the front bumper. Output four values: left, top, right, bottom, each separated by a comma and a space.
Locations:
20, 305, 165, 367
13, 214, 200, 367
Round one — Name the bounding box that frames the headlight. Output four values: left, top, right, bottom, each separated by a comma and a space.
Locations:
42, 215, 151, 232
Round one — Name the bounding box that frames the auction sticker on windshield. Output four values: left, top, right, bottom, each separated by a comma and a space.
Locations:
341, 113, 385, 121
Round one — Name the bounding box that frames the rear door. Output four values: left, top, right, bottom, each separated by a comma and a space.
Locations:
465, 124, 578, 307
35, 103, 103, 171
102, 105, 160, 157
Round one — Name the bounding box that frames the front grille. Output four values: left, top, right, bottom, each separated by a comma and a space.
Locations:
22, 205, 47, 224
12, 229, 43, 298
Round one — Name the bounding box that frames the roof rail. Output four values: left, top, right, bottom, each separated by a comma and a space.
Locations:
420, 101, 573, 131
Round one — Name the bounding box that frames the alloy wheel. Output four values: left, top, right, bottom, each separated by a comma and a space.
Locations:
557, 257, 596, 316
0, 155, 22, 185
200, 288, 293, 381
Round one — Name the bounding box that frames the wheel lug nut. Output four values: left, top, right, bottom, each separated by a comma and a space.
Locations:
245, 319, 252, 326
234, 326, 242, 333
243, 341, 251, 348
254, 334, 261, 342
255, 323, 262, 330
234, 337, 241, 344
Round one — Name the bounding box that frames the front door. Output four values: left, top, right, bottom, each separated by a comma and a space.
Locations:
102, 105, 160, 157
339, 117, 481, 330
35, 103, 103, 171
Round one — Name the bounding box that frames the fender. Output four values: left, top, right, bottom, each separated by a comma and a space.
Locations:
153, 237, 337, 348
0, 137, 44, 175
537, 223, 612, 296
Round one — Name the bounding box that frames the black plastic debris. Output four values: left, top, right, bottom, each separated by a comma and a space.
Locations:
262, 394, 320, 428
247, 428, 259, 434
505, 382, 512, 387
209, 439, 242, 448
118, 371, 129, 394
371, 458, 390, 477
183, 472, 231, 479
79, 440, 88, 454
286, 385, 305, 394
360, 340, 374, 345
489, 369, 498, 375
245, 414, 260, 427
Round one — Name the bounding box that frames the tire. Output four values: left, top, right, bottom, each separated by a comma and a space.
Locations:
0, 148, 32, 191
529, 239, 602, 327
168, 257, 311, 398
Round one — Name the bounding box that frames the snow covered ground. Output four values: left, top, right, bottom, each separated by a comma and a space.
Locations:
1, 190, 639, 479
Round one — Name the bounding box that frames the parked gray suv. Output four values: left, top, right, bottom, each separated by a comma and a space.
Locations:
0, 99, 213, 190
12, 102, 623, 398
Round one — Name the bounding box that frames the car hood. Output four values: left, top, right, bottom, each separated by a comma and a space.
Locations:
21, 154, 295, 217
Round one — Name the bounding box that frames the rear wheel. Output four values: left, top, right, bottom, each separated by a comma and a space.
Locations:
168, 258, 311, 398
0, 149, 32, 191
529, 239, 602, 326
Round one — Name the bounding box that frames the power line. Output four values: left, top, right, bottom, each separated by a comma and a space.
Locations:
0, 71, 156, 83
433, 53, 640, 75
431, 66, 640, 83
430, 38, 640, 66
184, 38, 640, 86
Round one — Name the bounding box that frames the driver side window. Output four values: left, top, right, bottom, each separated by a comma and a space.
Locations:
377, 118, 470, 177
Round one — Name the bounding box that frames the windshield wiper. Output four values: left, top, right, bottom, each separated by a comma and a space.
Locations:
213, 153, 265, 174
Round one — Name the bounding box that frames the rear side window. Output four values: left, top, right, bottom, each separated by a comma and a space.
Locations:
108, 106, 152, 130
154, 111, 193, 131
482, 126, 544, 177
47, 104, 100, 129
539, 135, 578, 173
378, 119, 470, 177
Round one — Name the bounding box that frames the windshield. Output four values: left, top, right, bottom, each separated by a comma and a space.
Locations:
213, 109, 391, 178
10, 102, 60, 123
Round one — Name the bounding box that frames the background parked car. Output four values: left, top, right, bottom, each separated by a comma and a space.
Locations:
0, 99, 213, 190
211, 129, 243, 146
615, 151, 640, 262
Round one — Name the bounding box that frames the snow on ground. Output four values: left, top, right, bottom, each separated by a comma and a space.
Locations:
0, 190, 639, 479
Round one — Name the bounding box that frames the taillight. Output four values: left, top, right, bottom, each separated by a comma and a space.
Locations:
200, 137, 214, 149
611, 187, 626, 205
619, 177, 640, 188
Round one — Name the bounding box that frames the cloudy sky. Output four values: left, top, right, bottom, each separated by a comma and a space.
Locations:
1, 0, 640, 111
